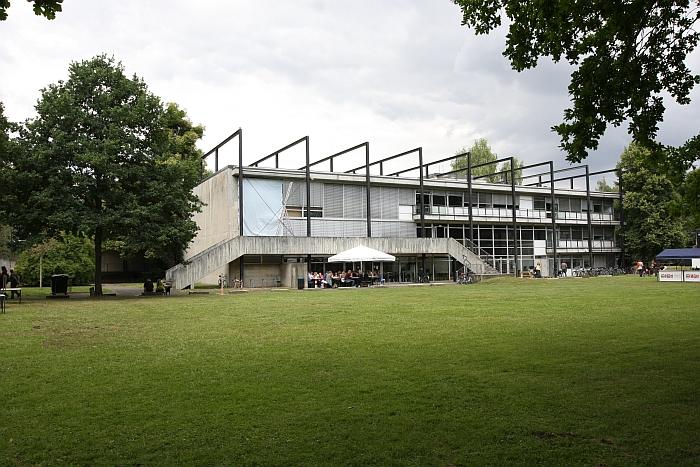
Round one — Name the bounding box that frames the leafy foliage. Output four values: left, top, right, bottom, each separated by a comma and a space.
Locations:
451, 138, 499, 181
452, 1, 700, 162
4, 55, 203, 294
618, 142, 690, 262
0, 0, 63, 21
595, 178, 619, 193
15, 233, 94, 285
683, 168, 700, 229
496, 157, 522, 185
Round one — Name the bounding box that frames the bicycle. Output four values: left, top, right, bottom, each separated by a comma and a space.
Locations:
457, 268, 478, 284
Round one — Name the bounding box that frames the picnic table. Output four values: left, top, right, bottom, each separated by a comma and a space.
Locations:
0, 288, 21, 304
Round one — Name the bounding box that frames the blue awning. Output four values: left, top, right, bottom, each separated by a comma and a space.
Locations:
655, 248, 700, 260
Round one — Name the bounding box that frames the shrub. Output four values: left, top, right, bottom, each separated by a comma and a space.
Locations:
15, 234, 94, 286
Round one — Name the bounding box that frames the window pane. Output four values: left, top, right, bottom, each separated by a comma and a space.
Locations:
448, 194, 462, 207
534, 196, 546, 210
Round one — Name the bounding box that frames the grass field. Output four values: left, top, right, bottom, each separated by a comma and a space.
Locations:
1, 277, 698, 465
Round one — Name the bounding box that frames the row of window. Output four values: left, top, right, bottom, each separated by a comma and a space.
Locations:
414, 191, 616, 213
416, 223, 616, 243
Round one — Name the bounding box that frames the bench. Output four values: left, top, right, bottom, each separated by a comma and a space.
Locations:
0, 288, 22, 304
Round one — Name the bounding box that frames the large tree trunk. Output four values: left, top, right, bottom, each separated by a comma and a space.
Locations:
94, 226, 103, 295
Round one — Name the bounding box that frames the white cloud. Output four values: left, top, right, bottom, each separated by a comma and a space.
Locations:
1, 0, 698, 178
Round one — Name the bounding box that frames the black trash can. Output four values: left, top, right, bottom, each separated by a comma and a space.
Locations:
297, 278, 305, 290
51, 274, 69, 295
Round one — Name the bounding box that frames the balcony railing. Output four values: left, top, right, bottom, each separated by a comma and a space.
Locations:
413, 205, 618, 223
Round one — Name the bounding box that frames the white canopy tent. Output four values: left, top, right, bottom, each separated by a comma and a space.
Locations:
327, 245, 396, 263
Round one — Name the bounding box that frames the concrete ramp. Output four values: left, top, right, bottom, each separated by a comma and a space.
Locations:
166, 236, 499, 289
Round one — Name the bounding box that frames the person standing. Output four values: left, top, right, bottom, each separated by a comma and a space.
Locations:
637, 260, 644, 277
9, 269, 20, 299
1, 266, 8, 289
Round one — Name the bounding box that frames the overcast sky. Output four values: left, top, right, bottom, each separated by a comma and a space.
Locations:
1, 0, 698, 185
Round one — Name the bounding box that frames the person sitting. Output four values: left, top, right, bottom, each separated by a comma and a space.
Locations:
307, 271, 314, 289
143, 278, 154, 294
155, 279, 165, 295
324, 271, 333, 288
343, 270, 355, 287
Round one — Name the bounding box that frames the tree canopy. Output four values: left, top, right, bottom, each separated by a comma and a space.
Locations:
2, 55, 203, 294
617, 142, 691, 262
451, 138, 499, 181
496, 157, 523, 185
0, 0, 62, 21
452, 1, 700, 163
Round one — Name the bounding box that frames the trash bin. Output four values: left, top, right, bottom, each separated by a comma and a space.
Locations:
297, 278, 305, 290
51, 274, 69, 295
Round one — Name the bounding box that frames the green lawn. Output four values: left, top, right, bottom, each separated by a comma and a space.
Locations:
1, 277, 698, 465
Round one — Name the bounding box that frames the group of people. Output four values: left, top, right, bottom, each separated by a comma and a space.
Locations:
635, 260, 664, 277
143, 277, 169, 295
307, 270, 383, 288
1, 265, 21, 298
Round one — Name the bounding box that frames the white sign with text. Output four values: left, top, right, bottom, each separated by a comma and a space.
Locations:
683, 270, 700, 282
658, 270, 684, 282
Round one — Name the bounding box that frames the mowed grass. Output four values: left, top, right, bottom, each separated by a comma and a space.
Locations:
1, 277, 698, 465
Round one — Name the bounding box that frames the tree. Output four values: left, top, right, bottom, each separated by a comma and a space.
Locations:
4, 55, 203, 294
496, 157, 523, 185
0, 103, 16, 259
15, 233, 94, 286
0, 0, 62, 21
452, 1, 700, 163
596, 178, 619, 193
683, 168, 700, 230
451, 138, 499, 182
618, 142, 690, 262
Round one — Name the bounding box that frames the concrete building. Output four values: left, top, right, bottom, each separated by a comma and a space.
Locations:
166, 132, 623, 289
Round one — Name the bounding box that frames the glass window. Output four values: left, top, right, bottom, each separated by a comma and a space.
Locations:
449, 226, 463, 240
534, 196, 546, 210
435, 224, 447, 238
464, 193, 477, 207
432, 194, 446, 206
493, 194, 508, 208
479, 193, 492, 208
559, 228, 571, 240
416, 192, 431, 206
303, 207, 323, 218
448, 194, 462, 207
572, 227, 583, 240
557, 197, 570, 212
603, 199, 614, 214
593, 199, 603, 213
534, 228, 546, 240
570, 197, 582, 212
520, 229, 534, 240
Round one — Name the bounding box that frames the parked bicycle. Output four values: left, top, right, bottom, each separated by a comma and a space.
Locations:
457, 268, 478, 284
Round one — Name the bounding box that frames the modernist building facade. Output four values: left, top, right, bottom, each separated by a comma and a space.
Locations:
165, 131, 622, 288
168, 166, 621, 287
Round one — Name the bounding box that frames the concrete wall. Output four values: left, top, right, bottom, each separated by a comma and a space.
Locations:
186, 167, 238, 260
166, 236, 498, 289
0, 257, 15, 270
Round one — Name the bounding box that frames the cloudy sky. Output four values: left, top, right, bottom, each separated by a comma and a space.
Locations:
1, 0, 698, 183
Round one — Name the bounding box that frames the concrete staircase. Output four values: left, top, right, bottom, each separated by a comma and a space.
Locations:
166, 236, 500, 289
